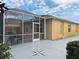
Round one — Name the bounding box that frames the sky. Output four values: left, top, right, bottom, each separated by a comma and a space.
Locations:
1, 0, 79, 23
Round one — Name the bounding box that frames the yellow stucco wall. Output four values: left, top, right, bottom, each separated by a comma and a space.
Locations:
78, 26, 79, 33
46, 19, 64, 40
46, 18, 79, 40
64, 22, 78, 37
76, 25, 79, 34
52, 20, 63, 40
46, 19, 53, 40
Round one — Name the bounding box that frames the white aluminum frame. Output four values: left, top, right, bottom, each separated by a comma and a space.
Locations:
32, 16, 40, 41
44, 18, 47, 39
4, 14, 23, 44
3, 13, 6, 43
3, 10, 47, 44
22, 14, 24, 43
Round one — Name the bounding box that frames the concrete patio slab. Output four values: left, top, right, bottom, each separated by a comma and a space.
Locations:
11, 35, 79, 59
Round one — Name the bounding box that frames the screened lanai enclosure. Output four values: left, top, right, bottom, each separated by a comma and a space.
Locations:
0, 9, 47, 45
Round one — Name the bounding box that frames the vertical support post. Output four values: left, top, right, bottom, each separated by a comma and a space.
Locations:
44, 18, 46, 39
32, 16, 35, 42
3, 13, 5, 43
22, 14, 24, 43
0, 13, 3, 43
39, 16, 40, 40
32, 20, 34, 42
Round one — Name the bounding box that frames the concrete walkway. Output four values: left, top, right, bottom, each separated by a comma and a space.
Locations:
11, 35, 79, 59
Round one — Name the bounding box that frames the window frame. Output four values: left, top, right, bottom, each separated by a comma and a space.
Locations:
68, 23, 71, 32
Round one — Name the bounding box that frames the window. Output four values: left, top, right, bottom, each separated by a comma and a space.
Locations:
68, 24, 71, 32
40, 19, 44, 33
36, 25, 39, 32
34, 24, 39, 32
40, 24, 44, 32
76, 26, 78, 32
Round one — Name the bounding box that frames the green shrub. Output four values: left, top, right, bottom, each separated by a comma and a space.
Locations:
0, 43, 12, 59
66, 41, 79, 59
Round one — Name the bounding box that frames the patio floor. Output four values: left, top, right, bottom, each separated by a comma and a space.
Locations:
11, 35, 79, 59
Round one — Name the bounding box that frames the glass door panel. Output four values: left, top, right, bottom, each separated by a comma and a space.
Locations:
33, 23, 40, 41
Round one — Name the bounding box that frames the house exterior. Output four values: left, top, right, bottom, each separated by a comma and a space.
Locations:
44, 16, 79, 40
0, 9, 79, 45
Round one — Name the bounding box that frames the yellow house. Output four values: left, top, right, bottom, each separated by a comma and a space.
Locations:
42, 15, 79, 40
